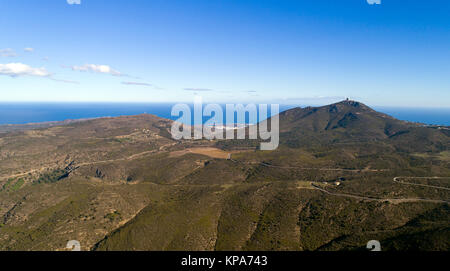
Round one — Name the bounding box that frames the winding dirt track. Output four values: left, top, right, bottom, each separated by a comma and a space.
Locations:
230, 157, 449, 204
311, 183, 449, 204
3, 150, 449, 205
313, 176, 450, 204
393, 177, 450, 191
0, 142, 180, 181
0, 150, 160, 181
230, 158, 388, 172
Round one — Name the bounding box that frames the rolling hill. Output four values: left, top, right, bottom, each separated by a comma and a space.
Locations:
0, 100, 448, 251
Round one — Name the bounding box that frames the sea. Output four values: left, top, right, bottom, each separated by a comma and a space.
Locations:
0, 102, 448, 126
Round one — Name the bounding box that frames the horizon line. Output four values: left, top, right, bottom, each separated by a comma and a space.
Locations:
0, 100, 449, 110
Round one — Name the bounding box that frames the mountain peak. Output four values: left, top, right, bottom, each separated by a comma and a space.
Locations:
331, 99, 369, 109
278, 99, 412, 142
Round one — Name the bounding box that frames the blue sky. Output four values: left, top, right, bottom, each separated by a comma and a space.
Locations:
0, 0, 449, 107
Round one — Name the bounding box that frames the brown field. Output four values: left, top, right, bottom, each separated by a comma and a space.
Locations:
169, 147, 231, 159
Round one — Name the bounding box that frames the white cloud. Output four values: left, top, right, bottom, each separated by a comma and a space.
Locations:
24, 47, 34, 52
367, 0, 381, 5
71, 64, 123, 76
0, 48, 17, 57
67, 0, 81, 4
184, 88, 214, 92
0, 63, 51, 77
122, 81, 152, 86
51, 78, 79, 84
0, 62, 78, 83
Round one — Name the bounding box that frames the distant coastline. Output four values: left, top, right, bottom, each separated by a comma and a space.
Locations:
0, 103, 449, 129
0, 118, 96, 134
373, 106, 450, 126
